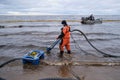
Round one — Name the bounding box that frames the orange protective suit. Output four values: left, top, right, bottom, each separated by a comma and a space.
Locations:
59, 25, 71, 52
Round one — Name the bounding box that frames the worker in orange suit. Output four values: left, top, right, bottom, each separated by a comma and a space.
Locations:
57, 20, 71, 57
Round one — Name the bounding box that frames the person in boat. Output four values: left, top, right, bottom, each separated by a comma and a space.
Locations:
57, 20, 71, 57
88, 14, 95, 21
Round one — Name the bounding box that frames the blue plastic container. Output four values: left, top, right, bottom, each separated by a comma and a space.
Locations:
22, 50, 44, 65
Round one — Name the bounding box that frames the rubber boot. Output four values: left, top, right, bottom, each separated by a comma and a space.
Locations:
59, 51, 64, 58
67, 50, 71, 54
67, 50, 72, 57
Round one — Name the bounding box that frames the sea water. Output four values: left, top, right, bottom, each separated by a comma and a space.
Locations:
0, 15, 120, 59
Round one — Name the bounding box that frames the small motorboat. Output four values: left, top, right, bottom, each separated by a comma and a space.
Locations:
81, 17, 102, 24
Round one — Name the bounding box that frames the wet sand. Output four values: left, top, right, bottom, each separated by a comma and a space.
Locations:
0, 56, 120, 80
0, 51, 120, 80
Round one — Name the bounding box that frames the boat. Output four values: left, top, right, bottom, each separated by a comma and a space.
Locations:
81, 17, 102, 24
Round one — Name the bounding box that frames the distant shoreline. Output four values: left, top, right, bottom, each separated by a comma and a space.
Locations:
0, 20, 120, 23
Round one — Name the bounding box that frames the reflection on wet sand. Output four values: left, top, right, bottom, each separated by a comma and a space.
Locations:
23, 64, 40, 70
58, 65, 71, 77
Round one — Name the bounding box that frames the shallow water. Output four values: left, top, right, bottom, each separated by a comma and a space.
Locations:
0, 15, 120, 80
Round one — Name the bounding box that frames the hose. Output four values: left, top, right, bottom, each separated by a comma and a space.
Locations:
0, 77, 6, 80
70, 70, 81, 80
71, 33, 93, 55
0, 58, 22, 68
71, 29, 120, 58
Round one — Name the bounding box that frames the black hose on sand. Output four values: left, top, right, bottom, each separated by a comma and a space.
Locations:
0, 58, 22, 68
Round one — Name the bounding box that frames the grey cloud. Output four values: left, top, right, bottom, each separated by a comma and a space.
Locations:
0, 0, 120, 15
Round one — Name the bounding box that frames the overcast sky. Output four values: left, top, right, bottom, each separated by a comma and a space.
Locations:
0, 0, 120, 15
